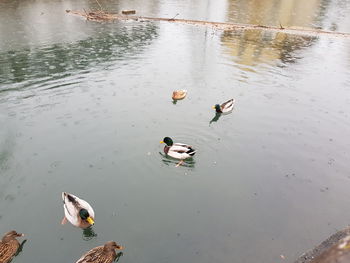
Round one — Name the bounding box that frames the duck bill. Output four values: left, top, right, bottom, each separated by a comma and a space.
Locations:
117, 245, 124, 250
160, 141, 164, 144
211, 106, 215, 109
87, 217, 95, 225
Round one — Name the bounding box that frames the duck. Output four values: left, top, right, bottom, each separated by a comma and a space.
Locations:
172, 90, 187, 100
62, 192, 95, 229
75, 241, 123, 263
0, 230, 24, 263
160, 137, 196, 166
212, 99, 235, 113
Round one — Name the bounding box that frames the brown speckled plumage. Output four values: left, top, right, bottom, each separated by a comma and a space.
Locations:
0, 231, 23, 263
76, 241, 123, 263
311, 235, 350, 263
172, 90, 187, 100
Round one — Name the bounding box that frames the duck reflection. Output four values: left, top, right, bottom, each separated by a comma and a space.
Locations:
82, 227, 97, 241
115, 252, 124, 262
209, 112, 222, 124
159, 152, 196, 168
15, 239, 27, 257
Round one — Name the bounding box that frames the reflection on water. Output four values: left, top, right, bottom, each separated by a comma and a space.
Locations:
159, 152, 196, 169
82, 227, 97, 240
0, 1, 350, 263
221, 0, 333, 70
0, 22, 158, 90
115, 252, 124, 262
226, 0, 326, 28
221, 30, 316, 68
209, 112, 222, 125
16, 239, 27, 256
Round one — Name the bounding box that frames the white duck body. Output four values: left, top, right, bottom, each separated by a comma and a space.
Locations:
165, 143, 196, 160
216, 99, 235, 113
62, 192, 95, 228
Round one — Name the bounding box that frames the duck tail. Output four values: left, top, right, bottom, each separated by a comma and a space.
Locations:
187, 148, 196, 156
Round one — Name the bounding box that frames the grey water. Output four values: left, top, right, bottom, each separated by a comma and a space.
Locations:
1, 0, 350, 262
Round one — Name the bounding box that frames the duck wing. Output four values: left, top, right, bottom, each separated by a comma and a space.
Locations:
76, 247, 115, 263
174, 143, 193, 148
220, 99, 234, 112
75, 196, 95, 219
168, 144, 196, 159
0, 241, 18, 263
62, 193, 81, 226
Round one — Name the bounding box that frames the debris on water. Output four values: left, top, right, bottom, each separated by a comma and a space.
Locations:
122, 10, 136, 15
66, 10, 350, 37
320, 187, 329, 192
280, 254, 286, 259
328, 158, 335, 165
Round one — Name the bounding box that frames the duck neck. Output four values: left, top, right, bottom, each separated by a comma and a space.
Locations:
164, 145, 170, 154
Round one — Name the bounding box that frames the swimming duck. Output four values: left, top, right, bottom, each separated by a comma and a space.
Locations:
172, 90, 187, 100
212, 99, 235, 113
160, 137, 196, 166
0, 231, 24, 263
75, 241, 123, 263
62, 192, 95, 229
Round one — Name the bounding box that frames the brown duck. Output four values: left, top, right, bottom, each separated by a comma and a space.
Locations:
75, 241, 123, 263
172, 90, 187, 100
0, 231, 24, 263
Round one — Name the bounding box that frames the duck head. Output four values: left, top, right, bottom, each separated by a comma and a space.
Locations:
104, 241, 124, 251
160, 137, 173, 146
2, 231, 24, 242
212, 104, 222, 113
79, 209, 94, 225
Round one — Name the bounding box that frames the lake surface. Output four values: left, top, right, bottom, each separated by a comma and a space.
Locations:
1, 0, 350, 262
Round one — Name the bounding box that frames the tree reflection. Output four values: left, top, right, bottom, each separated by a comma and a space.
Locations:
0, 22, 159, 88
221, 0, 329, 67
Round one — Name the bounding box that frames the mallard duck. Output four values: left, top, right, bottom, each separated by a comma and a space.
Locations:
75, 241, 123, 263
212, 99, 235, 113
172, 90, 187, 100
0, 231, 24, 263
160, 137, 196, 165
62, 192, 95, 229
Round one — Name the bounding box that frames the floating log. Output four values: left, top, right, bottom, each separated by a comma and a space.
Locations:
66, 10, 350, 38
122, 10, 136, 15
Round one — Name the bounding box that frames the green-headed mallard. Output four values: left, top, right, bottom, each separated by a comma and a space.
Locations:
75, 241, 123, 263
160, 137, 196, 166
172, 90, 187, 100
212, 99, 235, 113
62, 192, 95, 229
0, 230, 24, 263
